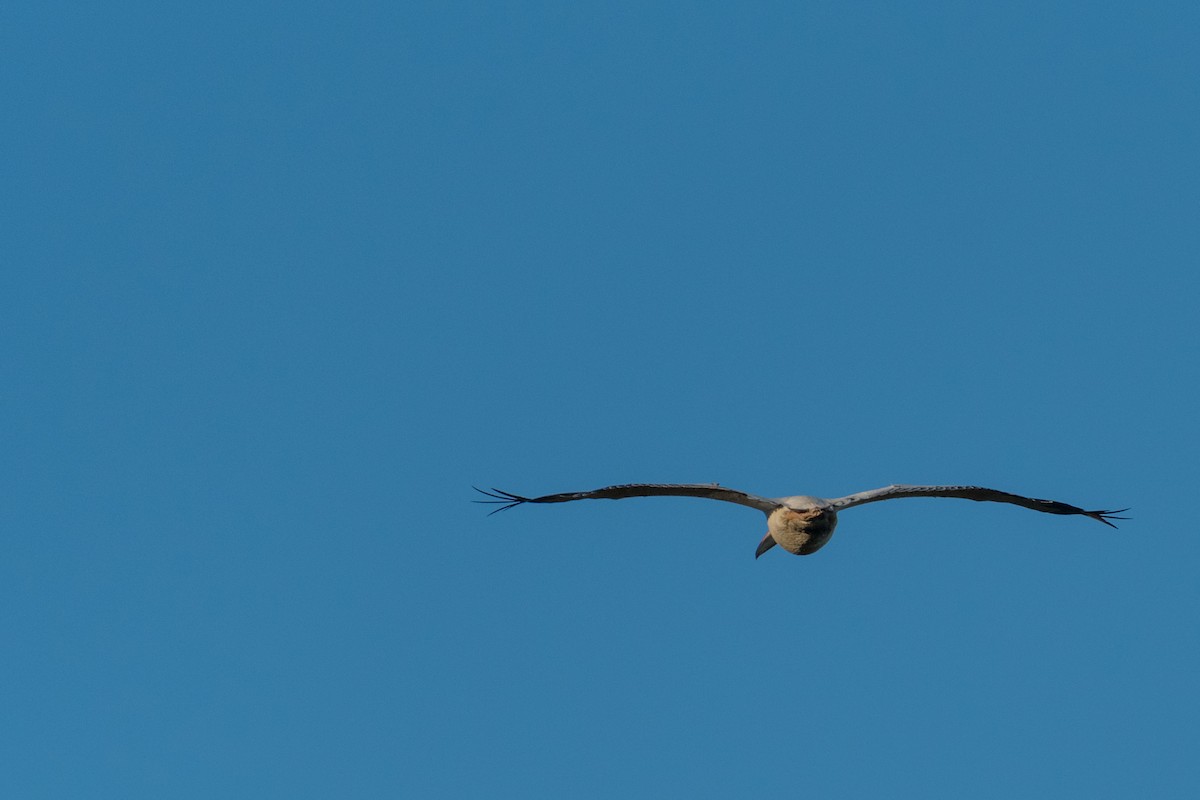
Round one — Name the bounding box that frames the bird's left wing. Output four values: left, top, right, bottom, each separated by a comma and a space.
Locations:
827, 484, 1128, 527
474, 483, 778, 515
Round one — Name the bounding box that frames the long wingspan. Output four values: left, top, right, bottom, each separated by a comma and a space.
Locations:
827, 484, 1128, 528
474, 483, 779, 515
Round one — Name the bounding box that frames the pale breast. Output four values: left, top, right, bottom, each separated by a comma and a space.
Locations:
768, 506, 839, 555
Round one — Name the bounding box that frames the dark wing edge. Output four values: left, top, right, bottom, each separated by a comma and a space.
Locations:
472, 487, 538, 515
473, 483, 778, 515
828, 484, 1130, 528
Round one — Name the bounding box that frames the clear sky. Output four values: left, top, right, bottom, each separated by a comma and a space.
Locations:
3, 2, 1197, 797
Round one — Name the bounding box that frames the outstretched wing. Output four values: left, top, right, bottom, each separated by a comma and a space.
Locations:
827, 484, 1129, 528
474, 483, 778, 515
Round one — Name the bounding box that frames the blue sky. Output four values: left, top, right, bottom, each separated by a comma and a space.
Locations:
2, 1, 1197, 796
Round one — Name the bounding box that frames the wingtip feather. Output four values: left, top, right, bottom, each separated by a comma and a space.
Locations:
1089, 507, 1130, 528
472, 486, 532, 515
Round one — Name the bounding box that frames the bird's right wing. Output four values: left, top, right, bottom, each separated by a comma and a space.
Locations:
474, 483, 779, 515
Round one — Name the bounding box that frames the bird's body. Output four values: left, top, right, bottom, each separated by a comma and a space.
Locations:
474, 482, 1127, 558
767, 503, 838, 555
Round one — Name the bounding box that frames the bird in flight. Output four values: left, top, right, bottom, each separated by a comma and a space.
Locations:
474, 483, 1127, 557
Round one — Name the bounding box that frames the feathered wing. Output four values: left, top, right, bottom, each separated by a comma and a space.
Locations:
827, 484, 1129, 528
473, 483, 779, 515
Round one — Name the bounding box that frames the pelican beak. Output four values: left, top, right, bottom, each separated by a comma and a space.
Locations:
755, 532, 777, 559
